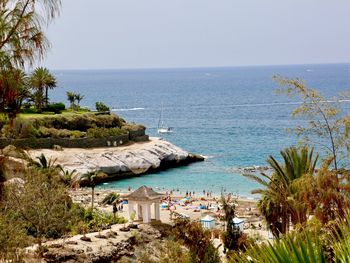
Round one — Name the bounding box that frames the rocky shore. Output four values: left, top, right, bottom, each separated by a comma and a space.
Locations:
27, 137, 204, 183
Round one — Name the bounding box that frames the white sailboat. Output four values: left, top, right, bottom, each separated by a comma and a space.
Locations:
157, 104, 173, 134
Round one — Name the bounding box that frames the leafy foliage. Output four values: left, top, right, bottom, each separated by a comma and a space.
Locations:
230, 213, 350, 263
275, 76, 348, 170
0, 112, 127, 139
244, 146, 318, 237
95, 101, 110, 112
172, 217, 221, 263
101, 192, 120, 205
87, 126, 127, 138
3, 168, 75, 254
220, 194, 243, 254
29, 67, 57, 111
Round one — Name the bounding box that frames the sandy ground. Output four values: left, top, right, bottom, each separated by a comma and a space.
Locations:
70, 188, 270, 240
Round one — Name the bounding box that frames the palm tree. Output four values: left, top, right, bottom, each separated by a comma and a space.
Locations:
29, 67, 57, 111
29, 153, 60, 170
76, 171, 99, 210
244, 146, 318, 236
0, 0, 61, 123
0, 68, 29, 122
66, 91, 76, 110
59, 167, 77, 187
220, 194, 241, 253
229, 230, 326, 263
74, 93, 84, 109
230, 213, 350, 263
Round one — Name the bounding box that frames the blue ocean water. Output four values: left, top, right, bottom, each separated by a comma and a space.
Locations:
51, 64, 350, 197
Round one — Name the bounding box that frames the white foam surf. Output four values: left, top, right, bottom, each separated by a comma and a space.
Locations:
112, 107, 145, 112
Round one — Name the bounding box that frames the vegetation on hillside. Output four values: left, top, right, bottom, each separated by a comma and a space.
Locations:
0, 112, 144, 139
234, 79, 350, 261
0, 153, 126, 260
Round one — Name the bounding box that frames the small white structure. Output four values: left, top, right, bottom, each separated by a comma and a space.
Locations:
201, 215, 216, 229
233, 217, 245, 232
126, 185, 164, 223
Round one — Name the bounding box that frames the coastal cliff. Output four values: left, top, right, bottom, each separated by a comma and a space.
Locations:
27, 137, 204, 182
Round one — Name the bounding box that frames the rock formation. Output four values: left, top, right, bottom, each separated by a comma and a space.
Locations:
27, 138, 204, 182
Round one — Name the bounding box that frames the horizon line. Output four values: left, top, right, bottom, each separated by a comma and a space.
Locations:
47, 62, 350, 72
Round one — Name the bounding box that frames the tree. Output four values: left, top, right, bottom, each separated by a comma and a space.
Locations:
76, 171, 99, 210
220, 194, 242, 253
67, 91, 76, 110
172, 216, 221, 263
0, 0, 61, 68
295, 164, 350, 225
229, 213, 350, 263
74, 93, 84, 109
29, 67, 57, 111
274, 76, 347, 171
59, 167, 78, 188
244, 146, 318, 236
28, 153, 60, 170
0, 68, 29, 121
96, 101, 110, 112
0, 213, 27, 262
0, 0, 61, 119
4, 168, 73, 255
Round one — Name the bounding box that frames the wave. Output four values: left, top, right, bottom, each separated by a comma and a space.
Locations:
112, 107, 145, 112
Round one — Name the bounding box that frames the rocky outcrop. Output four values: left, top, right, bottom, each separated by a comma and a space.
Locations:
39, 223, 166, 263
27, 138, 204, 183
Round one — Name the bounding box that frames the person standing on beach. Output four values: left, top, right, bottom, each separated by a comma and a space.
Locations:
112, 202, 117, 219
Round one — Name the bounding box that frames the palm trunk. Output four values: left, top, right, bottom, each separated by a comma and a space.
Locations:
45, 87, 48, 108
91, 186, 95, 210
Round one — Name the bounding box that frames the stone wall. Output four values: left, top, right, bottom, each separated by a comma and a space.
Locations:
129, 127, 146, 140
0, 132, 149, 149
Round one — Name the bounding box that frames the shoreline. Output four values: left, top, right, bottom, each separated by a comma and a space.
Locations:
95, 184, 260, 201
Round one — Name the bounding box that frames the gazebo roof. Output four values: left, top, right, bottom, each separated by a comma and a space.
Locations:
126, 185, 164, 201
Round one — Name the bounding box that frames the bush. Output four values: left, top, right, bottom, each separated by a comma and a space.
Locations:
44, 102, 66, 114
83, 208, 126, 231
87, 127, 127, 138
95, 102, 110, 112
70, 130, 86, 138
38, 127, 71, 138
3, 119, 40, 138
101, 192, 120, 205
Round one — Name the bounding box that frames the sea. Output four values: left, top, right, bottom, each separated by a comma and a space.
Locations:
50, 64, 350, 198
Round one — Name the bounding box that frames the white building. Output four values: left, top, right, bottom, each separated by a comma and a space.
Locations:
126, 186, 163, 223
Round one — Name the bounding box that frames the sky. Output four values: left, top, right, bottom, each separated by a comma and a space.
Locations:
43, 0, 350, 70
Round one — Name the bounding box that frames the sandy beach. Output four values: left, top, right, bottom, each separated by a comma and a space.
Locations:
70, 187, 268, 239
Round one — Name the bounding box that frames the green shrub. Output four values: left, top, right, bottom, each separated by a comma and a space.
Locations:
20, 107, 37, 114
38, 127, 71, 138
44, 102, 66, 114
37, 113, 125, 131
70, 130, 86, 138
101, 192, 120, 205
87, 127, 127, 138
95, 102, 110, 112
4, 119, 40, 138
82, 208, 126, 231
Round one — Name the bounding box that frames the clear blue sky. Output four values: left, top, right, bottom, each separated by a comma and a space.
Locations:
43, 0, 350, 70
